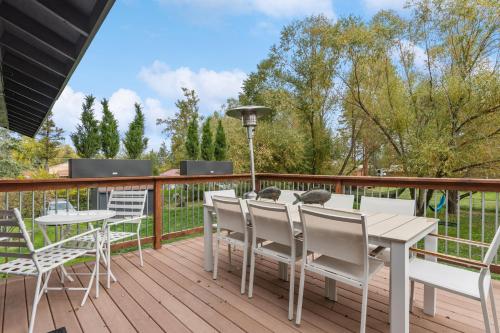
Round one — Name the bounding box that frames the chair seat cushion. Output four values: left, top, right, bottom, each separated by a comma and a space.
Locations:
307, 254, 384, 283
409, 258, 489, 299
256, 239, 304, 260
0, 247, 87, 276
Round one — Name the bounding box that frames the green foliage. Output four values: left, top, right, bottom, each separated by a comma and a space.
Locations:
71, 95, 100, 158
123, 103, 148, 159
0, 129, 22, 178
200, 118, 213, 160
157, 88, 200, 164
100, 98, 120, 159
37, 111, 65, 170
214, 119, 228, 161
185, 117, 199, 160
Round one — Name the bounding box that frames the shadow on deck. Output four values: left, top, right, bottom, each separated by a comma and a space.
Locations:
1, 236, 498, 332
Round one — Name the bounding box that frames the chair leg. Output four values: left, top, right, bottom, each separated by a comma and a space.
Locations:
241, 242, 248, 294
82, 258, 99, 306
295, 263, 306, 325
481, 294, 492, 333
213, 239, 220, 280
248, 250, 256, 298
489, 284, 499, 333
360, 284, 368, 333
137, 231, 144, 267
288, 261, 295, 321
28, 274, 43, 333
107, 238, 112, 289
410, 280, 415, 313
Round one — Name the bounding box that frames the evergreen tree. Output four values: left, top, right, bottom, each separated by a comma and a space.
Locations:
100, 98, 120, 158
214, 119, 227, 161
185, 117, 199, 160
200, 117, 214, 160
37, 111, 65, 170
71, 95, 100, 158
123, 103, 148, 159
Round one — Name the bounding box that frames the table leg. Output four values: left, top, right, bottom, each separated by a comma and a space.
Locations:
278, 262, 288, 281
423, 227, 437, 316
325, 277, 337, 301
204, 207, 214, 272
390, 241, 409, 333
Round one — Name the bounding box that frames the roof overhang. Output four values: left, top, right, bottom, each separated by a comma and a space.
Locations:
0, 0, 115, 137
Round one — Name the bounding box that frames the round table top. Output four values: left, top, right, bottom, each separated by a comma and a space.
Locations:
35, 210, 116, 225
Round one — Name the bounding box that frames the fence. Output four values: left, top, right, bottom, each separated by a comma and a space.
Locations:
0, 173, 499, 270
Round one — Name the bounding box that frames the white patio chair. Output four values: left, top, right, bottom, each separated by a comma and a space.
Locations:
212, 195, 249, 294
72, 189, 147, 288
410, 230, 500, 333
247, 200, 302, 320
295, 206, 384, 332
324, 193, 355, 210
360, 196, 415, 263
277, 190, 305, 204
0, 209, 100, 333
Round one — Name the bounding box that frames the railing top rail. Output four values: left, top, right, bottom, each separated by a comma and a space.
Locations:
256, 173, 500, 192
0, 172, 498, 192
0, 174, 251, 192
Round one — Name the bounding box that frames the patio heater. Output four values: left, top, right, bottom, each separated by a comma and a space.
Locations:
226, 105, 271, 199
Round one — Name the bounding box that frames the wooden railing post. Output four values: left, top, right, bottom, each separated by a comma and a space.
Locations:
335, 180, 343, 194
153, 179, 162, 250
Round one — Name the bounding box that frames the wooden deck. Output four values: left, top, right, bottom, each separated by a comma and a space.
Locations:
1, 236, 499, 333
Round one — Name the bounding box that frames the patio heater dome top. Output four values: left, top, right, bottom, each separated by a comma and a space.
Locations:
226, 105, 271, 127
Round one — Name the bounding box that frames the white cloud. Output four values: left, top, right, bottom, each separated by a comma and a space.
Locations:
52, 86, 170, 150
139, 61, 247, 112
160, 0, 334, 18
363, 0, 407, 12
394, 40, 427, 70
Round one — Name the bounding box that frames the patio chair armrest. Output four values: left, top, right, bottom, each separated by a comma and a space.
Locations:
34, 227, 99, 253
410, 247, 487, 269
106, 215, 146, 227
428, 233, 490, 248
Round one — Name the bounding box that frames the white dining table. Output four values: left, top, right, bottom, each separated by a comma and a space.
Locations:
203, 201, 439, 333
35, 210, 116, 281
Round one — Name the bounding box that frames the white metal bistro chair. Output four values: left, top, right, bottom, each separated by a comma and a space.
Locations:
0, 209, 100, 333
295, 206, 384, 332
212, 195, 249, 294
71, 189, 147, 288
410, 229, 500, 333
360, 196, 415, 263
323, 193, 355, 210
247, 200, 303, 320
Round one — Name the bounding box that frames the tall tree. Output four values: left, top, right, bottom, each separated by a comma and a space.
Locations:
0, 128, 22, 178
100, 98, 120, 158
185, 117, 199, 160
156, 88, 199, 164
37, 111, 65, 171
200, 118, 213, 160
214, 119, 228, 161
71, 95, 100, 158
123, 103, 148, 159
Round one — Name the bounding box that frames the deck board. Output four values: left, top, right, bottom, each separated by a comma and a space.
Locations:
1, 235, 499, 332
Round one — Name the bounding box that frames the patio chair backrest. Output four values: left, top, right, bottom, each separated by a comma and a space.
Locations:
324, 194, 355, 210
360, 196, 415, 216
0, 209, 35, 259
107, 190, 148, 219
247, 200, 294, 247
483, 226, 500, 266
212, 196, 246, 234
277, 190, 305, 204
203, 190, 236, 207
299, 205, 368, 267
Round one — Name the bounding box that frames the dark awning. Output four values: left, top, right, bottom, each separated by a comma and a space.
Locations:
0, 0, 115, 137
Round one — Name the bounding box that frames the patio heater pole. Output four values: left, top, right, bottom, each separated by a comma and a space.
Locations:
226, 105, 271, 199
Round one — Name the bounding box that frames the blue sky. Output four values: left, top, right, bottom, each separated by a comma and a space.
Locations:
53, 0, 407, 150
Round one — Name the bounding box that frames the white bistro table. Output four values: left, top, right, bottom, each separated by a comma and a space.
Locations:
35, 210, 116, 281
203, 201, 439, 333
